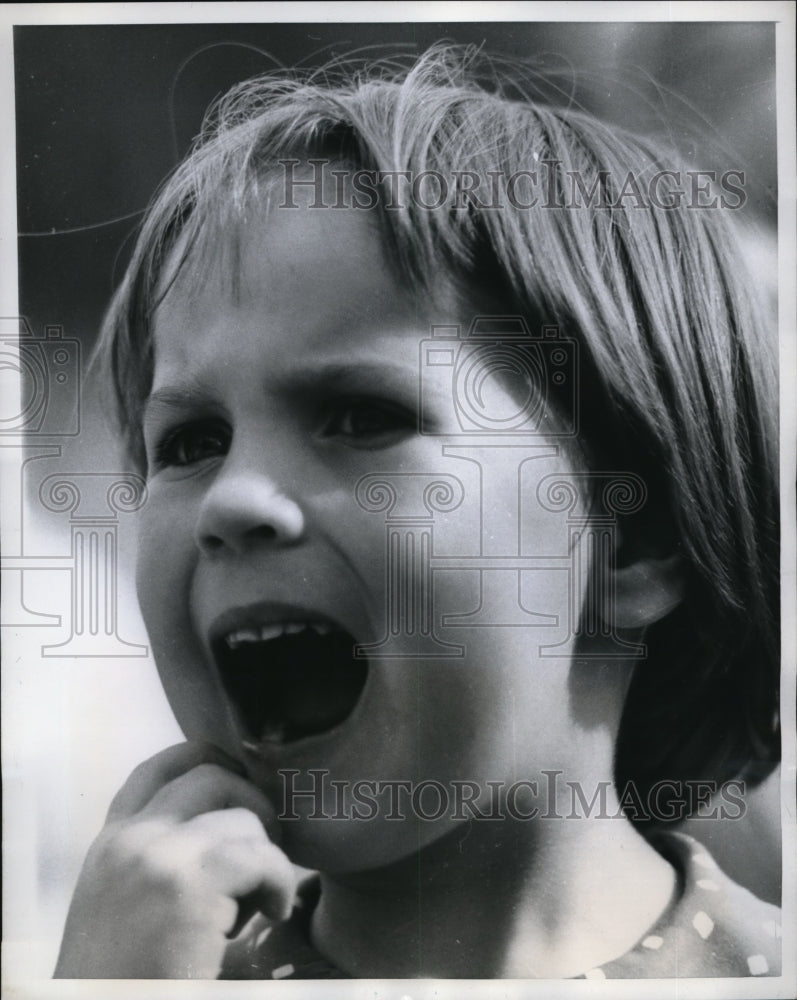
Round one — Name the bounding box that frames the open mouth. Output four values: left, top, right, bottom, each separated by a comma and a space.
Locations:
212, 620, 369, 746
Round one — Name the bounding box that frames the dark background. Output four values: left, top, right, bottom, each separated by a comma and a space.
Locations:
15, 21, 776, 357
12, 20, 781, 907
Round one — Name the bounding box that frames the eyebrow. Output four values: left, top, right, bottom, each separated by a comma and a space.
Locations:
143, 359, 422, 418
143, 378, 219, 420
282, 360, 420, 393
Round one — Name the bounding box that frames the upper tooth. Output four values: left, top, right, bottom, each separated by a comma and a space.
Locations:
226, 627, 260, 648
225, 620, 337, 647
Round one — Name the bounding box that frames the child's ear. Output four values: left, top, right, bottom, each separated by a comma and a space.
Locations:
610, 550, 687, 629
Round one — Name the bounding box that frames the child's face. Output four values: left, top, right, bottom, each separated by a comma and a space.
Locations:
137, 195, 592, 872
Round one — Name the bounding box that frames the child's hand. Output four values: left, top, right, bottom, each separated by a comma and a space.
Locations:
54, 741, 296, 979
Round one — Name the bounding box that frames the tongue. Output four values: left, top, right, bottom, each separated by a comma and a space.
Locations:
222, 631, 368, 742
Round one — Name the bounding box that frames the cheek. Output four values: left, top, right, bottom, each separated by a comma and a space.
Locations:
416, 625, 573, 764
135, 492, 193, 630
136, 494, 236, 749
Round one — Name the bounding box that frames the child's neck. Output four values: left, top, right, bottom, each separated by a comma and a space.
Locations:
310, 790, 676, 978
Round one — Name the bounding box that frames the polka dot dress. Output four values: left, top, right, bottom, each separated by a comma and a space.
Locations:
574, 832, 782, 980
221, 831, 781, 980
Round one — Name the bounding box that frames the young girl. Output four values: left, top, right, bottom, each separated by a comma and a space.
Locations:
54, 48, 780, 980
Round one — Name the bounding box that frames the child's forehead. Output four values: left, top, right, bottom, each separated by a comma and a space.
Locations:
149, 204, 483, 393
152, 193, 471, 341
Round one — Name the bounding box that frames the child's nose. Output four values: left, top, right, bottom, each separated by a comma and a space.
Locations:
194, 471, 305, 557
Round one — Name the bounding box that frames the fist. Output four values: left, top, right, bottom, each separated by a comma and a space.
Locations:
54, 742, 296, 979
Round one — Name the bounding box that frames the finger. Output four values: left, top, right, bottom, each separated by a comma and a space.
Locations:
193, 827, 297, 922
107, 742, 245, 821
187, 807, 296, 920
227, 889, 268, 940
227, 878, 294, 939
144, 809, 296, 925
139, 764, 281, 841
195, 833, 297, 926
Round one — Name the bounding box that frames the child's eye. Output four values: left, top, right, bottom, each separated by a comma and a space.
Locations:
321, 397, 416, 447
153, 420, 231, 469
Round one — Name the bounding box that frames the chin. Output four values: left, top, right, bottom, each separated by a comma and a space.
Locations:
276, 806, 461, 875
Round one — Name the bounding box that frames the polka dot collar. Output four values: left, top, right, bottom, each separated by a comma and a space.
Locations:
222, 831, 781, 980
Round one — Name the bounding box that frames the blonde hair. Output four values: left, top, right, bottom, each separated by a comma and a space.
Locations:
99, 47, 780, 820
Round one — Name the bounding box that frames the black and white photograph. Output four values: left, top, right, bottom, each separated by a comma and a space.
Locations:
2, 3, 795, 997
